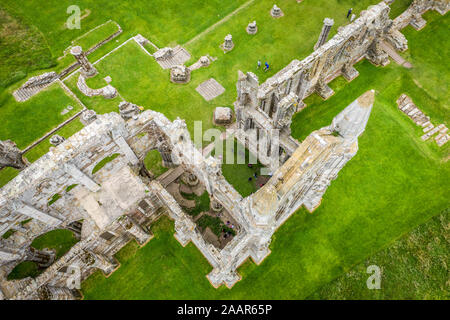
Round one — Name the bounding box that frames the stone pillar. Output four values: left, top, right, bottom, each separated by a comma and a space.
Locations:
70, 46, 97, 78
366, 39, 390, 66
246, 21, 257, 34
433, 0, 450, 15
295, 71, 310, 110
342, 63, 360, 81
16, 204, 63, 226
314, 18, 334, 50
250, 235, 272, 265
64, 163, 100, 192
315, 77, 335, 100
158, 143, 175, 168
174, 219, 190, 246
0, 140, 26, 170
80, 109, 97, 126
88, 251, 117, 274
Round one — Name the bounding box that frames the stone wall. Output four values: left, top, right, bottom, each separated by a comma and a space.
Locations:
76, 74, 117, 99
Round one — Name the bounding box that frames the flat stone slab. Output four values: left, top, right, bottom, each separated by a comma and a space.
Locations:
196, 78, 225, 101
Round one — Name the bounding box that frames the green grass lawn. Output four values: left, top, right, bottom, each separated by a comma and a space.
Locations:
1, 0, 448, 300
31, 229, 79, 259
0, 0, 244, 58
7, 261, 40, 280
81, 7, 448, 299
184, 192, 211, 217
23, 118, 85, 163
308, 210, 449, 300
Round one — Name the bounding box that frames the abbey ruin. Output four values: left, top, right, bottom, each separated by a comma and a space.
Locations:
0, 0, 448, 299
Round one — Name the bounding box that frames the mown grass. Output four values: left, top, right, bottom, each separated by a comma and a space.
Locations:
143, 149, 168, 177
92, 153, 120, 174
308, 210, 449, 300
184, 192, 211, 217
74, 20, 120, 52
64, 40, 223, 136
7, 261, 40, 280
0, 0, 244, 59
31, 229, 79, 259
2, 0, 447, 300
0, 82, 84, 187
7, 229, 79, 280
0, 82, 83, 148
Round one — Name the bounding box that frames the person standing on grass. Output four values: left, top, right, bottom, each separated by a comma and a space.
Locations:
264, 61, 270, 72
347, 8, 353, 18
257, 60, 261, 69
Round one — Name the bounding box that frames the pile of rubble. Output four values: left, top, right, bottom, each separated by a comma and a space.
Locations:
396, 94, 448, 147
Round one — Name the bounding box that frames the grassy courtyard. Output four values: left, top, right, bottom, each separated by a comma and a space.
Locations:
0, 0, 448, 300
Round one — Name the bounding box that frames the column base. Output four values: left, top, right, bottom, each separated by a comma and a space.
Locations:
251, 247, 271, 265
82, 68, 98, 79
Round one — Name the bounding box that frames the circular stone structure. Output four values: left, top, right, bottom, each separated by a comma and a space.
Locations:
170, 65, 191, 84
69, 45, 83, 57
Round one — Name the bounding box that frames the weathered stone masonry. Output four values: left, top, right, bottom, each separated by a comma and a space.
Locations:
234, 1, 448, 173
0, 1, 447, 299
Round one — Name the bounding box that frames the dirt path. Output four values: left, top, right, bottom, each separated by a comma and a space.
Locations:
184, 0, 256, 47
